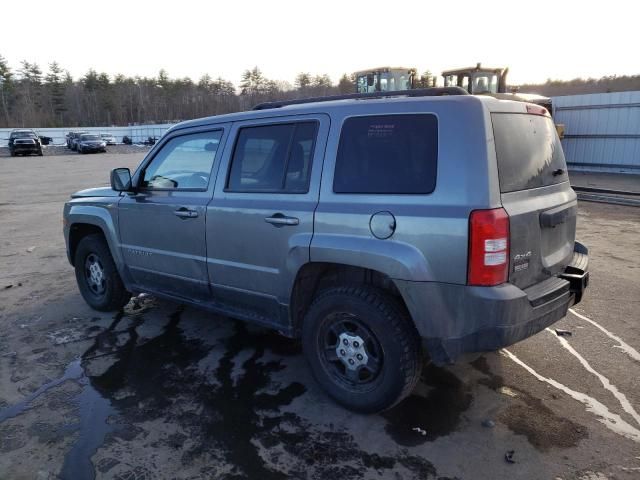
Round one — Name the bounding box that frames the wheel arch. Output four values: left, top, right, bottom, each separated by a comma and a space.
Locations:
66, 205, 123, 269
68, 223, 106, 265
289, 262, 413, 336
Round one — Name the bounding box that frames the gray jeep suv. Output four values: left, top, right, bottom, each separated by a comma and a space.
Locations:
63, 88, 589, 412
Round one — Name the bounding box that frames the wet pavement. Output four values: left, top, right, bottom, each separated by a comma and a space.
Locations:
1, 154, 639, 479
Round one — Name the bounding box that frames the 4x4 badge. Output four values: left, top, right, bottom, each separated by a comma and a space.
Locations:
513, 251, 532, 272
513, 251, 532, 261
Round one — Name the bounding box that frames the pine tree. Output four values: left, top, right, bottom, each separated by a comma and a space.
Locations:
240, 67, 268, 95
45, 62, 66, 126
0, 54, 13, 126
338, 73, 354, 94
295, 72, 312, 90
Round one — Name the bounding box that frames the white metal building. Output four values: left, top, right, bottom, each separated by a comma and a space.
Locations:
552, 91, 640, 173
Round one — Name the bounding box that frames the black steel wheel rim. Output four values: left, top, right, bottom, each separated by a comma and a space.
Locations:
318, 312, 384, 389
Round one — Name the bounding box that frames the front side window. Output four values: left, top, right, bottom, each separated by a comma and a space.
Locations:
141, 130, 223, 190
334, 115, 438, 194
227, 122, 317, 193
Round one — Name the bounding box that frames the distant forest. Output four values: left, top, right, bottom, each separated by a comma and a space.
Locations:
1, 54, 639, 128
518, 75, 640, 97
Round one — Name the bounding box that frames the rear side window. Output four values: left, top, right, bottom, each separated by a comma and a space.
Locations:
227, 122, 318, 193
492, 113, 568, 193
334, 114, 438, 194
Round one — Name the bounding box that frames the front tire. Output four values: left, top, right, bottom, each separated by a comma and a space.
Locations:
302, 286, 422, 413
74, 234, 130, 311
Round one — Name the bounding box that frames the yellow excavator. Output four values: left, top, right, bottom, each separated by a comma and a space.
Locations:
354, 64, 563, 137
442, 63, 564, 137
354, 67, 418, 93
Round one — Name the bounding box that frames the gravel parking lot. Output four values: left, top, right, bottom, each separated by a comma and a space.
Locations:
1, 153, 639, 480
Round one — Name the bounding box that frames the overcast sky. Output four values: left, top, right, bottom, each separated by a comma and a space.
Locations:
1, 0, 636, 87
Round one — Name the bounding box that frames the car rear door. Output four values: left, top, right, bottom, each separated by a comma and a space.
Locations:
118, 126, 228, 300
206, 114, 329, 328
491, 109, 576, 289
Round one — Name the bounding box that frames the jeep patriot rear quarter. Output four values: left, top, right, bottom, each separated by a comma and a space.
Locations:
64, 92, 589, 412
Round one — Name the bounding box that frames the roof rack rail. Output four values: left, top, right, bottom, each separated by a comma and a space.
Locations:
252, 87, 469, 110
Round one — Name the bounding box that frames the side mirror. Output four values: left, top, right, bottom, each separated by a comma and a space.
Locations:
110, 168, 132, 192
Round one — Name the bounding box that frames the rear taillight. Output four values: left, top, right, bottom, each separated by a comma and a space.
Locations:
468, 208, 510, 286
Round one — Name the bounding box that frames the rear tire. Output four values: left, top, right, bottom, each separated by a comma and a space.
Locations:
302, 285, 422, 413
74, 234, 130, 311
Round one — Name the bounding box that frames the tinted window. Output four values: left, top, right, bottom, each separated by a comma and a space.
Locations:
142, 130, 222, 190
11, 131, 35, 139
492, 113, 568, 193
227, 122, 317, 193
333, 115, 438, 194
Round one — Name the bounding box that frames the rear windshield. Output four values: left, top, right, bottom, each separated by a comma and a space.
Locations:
492, 113, 568, 193
334, 114, 438, 194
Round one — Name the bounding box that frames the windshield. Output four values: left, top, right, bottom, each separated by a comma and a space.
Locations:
81, 135, 101, 141
12, 131, 35, 138
472, 73, 498, 94
379, 71, 412, 91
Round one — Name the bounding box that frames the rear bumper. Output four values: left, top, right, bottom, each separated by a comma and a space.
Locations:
397, 241, 589, 365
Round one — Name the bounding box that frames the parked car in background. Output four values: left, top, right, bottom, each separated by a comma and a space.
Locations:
68, 131, 89, 151
8, 129, 43, 157
63, 89, 589, 412
77, 134, 107, 154
100, 133, 117, 145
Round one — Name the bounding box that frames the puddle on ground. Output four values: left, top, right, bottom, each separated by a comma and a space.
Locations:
0, 359, 84, 424
382, 364, 473, 446
1, 296, 455, 479
471, 356, 588, 450
58, 374, 118, 479
259, 412, 443, 479
83, 309, 451, 478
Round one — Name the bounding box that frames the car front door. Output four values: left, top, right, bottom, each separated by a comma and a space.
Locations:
118, 126, 228, 301
206, 114, 329, 328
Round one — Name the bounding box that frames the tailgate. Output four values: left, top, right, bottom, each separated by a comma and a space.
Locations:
492, 111, 576, 289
